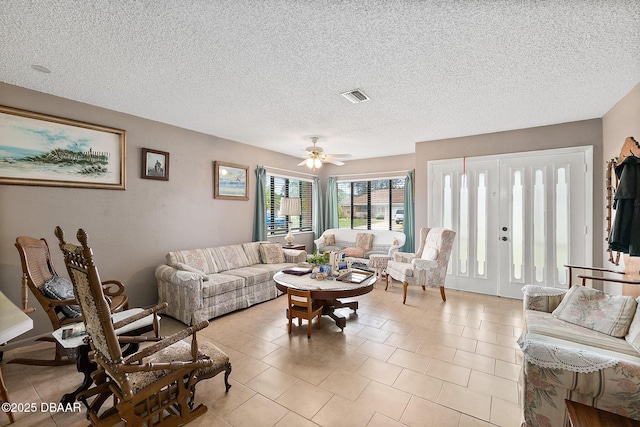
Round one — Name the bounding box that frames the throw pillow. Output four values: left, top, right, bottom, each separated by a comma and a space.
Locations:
342, 247, 365, 258
40, 276, 82, 318
355, 233, 374, 251
625, 298, 640, 352
259, 243, 286, 264
552, 285, 637, 338
323, 234, 336, 246
421, 247, 439, 261
175, 263, 209, 281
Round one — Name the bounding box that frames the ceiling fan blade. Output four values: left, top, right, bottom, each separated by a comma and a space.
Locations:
324, 158, 345, 166
297, 159, 309, 166
325, 153, 352, 159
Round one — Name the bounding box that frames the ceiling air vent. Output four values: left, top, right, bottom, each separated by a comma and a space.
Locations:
340, 89, 370, 104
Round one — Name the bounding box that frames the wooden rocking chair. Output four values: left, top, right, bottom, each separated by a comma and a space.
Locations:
56, 227, 231, 426
11, 235, 128, 366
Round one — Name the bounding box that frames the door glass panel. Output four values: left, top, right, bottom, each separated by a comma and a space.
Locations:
476, 172, 487, 277
512, 170, 524, 280
443, 174, 453, 230
556, 167, 569, 284
459, 173, 469, 275
533, 170, 545, 283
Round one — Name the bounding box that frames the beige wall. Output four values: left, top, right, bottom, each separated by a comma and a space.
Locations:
414, 119, 604, 263
0, 83, 314, 336
602, 83, 640, 292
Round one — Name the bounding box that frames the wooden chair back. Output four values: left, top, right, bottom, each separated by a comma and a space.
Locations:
15, 236, 73, 327
55, 227, 123, 364
287, 288, 322, 338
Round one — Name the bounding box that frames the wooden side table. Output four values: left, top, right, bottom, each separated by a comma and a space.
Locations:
566, 400, 640, 426
0, 291, 34, 423
283, 244, 306, 251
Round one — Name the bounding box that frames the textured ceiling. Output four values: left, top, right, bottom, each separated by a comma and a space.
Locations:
1, 1, 639, 161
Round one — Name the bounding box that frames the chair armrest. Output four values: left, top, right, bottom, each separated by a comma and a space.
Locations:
577, 274, 640, 286
48, 298, 78, 306
393, 252, 416, 263
101, 279, 125, 296
112, 303, 167, 330
122, 320, 209, 365
411, 258, 437, 270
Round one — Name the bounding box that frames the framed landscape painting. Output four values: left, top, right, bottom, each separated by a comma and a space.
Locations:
0, 105, 126, 190
142, 148, 169, 181
214, 161, 248, 200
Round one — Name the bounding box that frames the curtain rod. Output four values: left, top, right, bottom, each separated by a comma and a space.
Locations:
261, 165, 318, 178
333, 169, 409, 178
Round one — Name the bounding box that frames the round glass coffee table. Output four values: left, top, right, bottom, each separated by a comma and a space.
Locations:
273, 270, 376, 330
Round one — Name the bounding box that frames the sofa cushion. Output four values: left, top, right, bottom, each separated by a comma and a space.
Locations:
41, 276, 82, 318
225, 266, 272, 286
210, 245, 250, 271
322, 245, 344, 253
525, 310, 640, 358
259, 243, 285, 264
201, 273, 246, 298
242, 241, 266, 265
625, 298, 640, 352
421, 247, 439, 261
552, 285, 637, 338
323, 234, 336, 246
355, 233, 374, 251
167, 248, 219, 274
343, 247, 365, 258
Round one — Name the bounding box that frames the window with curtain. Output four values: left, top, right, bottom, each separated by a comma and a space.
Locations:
336, 178, 405, 230
266, 174, 313, 235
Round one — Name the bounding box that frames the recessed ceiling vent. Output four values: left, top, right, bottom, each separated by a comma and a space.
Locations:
340, 89, 370, 104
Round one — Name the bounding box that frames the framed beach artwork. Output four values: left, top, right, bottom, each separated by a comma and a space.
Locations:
142, 148, 169, 181
214, 161, 249, 200
0, 105, 126, 190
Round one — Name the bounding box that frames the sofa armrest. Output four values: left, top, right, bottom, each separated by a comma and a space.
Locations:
155, 265, 204, 324
522, 285, 567, 313
283, 249, 307, 263
313, 236, 325, 251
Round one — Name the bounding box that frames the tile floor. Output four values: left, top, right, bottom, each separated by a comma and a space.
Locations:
0, 280, 524, 427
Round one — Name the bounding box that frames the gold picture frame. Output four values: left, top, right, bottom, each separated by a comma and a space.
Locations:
0, 105, 126, 190
214, 161, 249, 200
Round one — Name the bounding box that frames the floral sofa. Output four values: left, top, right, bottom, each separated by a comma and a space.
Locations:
313, 228, 406, 258
520, 284, 640, 426
155, 242, 306, 325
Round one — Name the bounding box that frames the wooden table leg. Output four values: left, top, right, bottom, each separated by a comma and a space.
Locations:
0, 366, 14, 423
61, 344, 94, 406
317, 299, 359, 330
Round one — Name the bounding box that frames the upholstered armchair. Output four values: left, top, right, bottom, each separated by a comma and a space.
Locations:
386, 227, 456, 304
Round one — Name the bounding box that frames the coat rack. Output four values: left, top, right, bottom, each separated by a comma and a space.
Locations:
606, 136, 639, 265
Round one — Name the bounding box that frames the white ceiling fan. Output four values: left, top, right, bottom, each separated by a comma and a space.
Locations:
297, 137, 352, 170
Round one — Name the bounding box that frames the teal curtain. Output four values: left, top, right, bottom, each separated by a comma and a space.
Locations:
325, 177, 339, 229
313, 176, 324, 239
404, 170, 415, 252
253, 166, 267, 241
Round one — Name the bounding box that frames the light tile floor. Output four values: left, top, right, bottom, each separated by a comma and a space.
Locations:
0, 280, 524, 427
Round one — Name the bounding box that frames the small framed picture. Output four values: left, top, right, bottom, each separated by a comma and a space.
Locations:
214, 161, 249, 200
142, 148, 169, 181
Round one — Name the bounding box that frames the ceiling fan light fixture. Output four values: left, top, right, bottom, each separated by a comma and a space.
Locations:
313, 158, 322, 169
305, 158, 314, 168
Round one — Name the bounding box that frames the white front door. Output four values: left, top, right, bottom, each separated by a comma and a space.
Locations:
429, 147, 592, 299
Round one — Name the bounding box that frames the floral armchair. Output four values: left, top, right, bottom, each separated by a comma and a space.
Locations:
385, 227, 456, 304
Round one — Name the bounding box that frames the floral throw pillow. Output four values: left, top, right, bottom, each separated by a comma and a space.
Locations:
323, 234, 336, 246
259, 243, 286, 264
552, 285, 637, 338
355, 233, 374, 251
625, 298, 640, 352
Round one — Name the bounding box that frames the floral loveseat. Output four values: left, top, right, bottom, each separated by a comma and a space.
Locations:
155, 242, 306, 324
313, 228, 406, 258
520, 284, 640, 426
